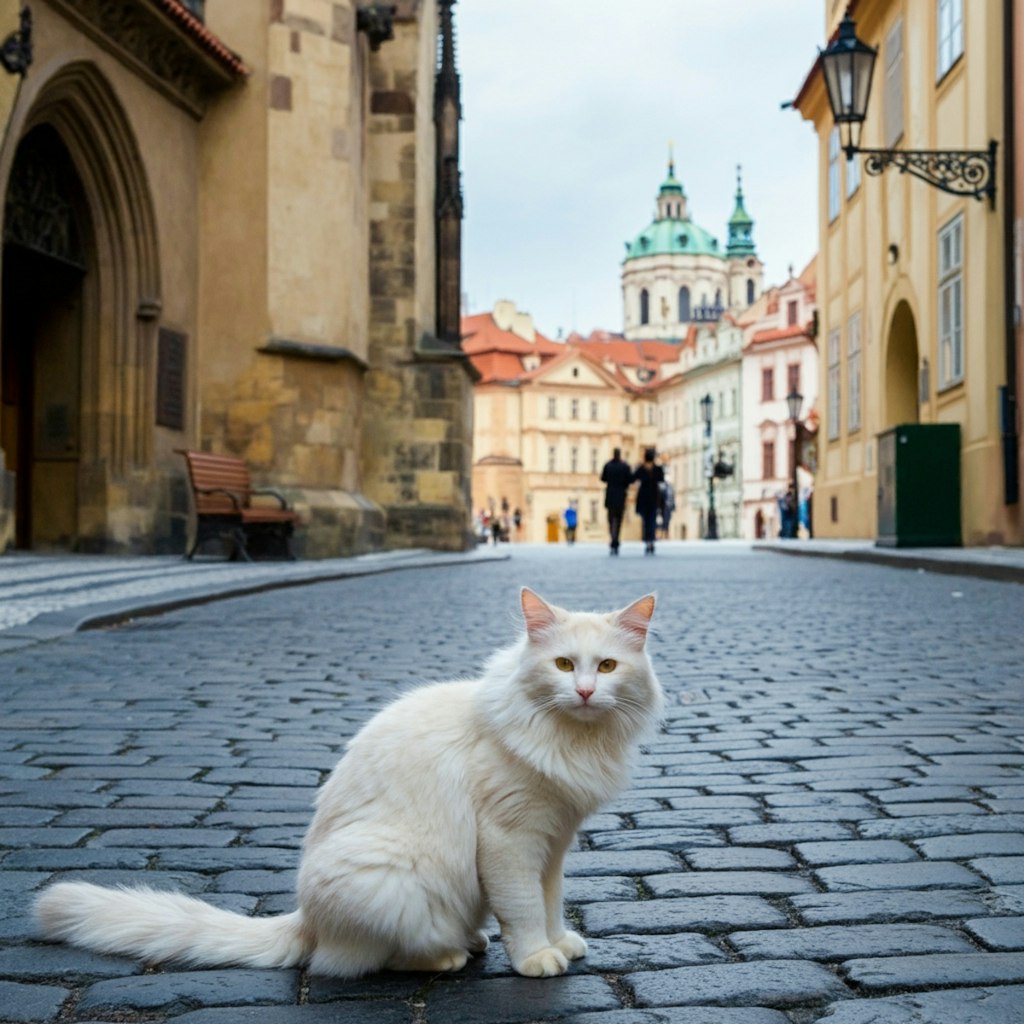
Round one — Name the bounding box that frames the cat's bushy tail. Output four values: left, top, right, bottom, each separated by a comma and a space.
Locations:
35, 882, 309, 969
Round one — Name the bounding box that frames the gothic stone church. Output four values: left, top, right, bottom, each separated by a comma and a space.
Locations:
0, 0, 472, 557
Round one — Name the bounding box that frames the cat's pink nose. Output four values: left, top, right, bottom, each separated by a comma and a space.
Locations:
576, 686, 594, 702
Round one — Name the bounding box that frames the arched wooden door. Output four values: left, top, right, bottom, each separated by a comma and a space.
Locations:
1, 125, 88, 548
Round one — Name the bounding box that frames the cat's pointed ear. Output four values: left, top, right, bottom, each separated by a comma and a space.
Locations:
615, 594, 656, 649
521, 587, 560, 641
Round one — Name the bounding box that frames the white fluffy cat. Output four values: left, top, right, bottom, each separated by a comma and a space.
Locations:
36, 588, 663, 978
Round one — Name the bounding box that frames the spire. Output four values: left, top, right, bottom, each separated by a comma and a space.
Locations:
657, 145, 687, 220
726, 163, 756, 257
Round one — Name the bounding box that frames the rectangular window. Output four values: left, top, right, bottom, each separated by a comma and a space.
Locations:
938, 213, 964, 388
847, 312, 862, 433
937, 0, 963, 79
570, 446, 578, 473
570, 398, 579, 420
828, 127, 841, 222
884, 17, 904, 148
589, 499, 598, 524
762, 440, 775, 481
787, 300, 799, 326
547, 397, 556, 419
647, 405, 654, 425
590, 400, 598, 421
787, 363, 801, 398
827, 327, 842, 440
761, 367, 774, 402
590, 447, 598, 474
547, 446, 556, 473
624, 403, 631, 423
846, 151, 861, 197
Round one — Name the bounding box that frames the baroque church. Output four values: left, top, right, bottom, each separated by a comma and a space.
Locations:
622, 159, 764, 340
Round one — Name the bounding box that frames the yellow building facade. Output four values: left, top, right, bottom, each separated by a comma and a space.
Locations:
464, 303, 665, 545
795, 0, 1020, 545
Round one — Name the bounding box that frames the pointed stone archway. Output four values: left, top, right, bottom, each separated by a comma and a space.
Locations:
0, 62, 161, 550
884, 299, 920, 429
1, 125, 88, 547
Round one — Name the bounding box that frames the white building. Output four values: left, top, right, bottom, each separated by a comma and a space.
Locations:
740, 260, 819, 539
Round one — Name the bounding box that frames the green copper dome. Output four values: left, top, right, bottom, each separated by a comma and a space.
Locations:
625, 218, 721, 260
659, 161, 684, 195
625, 156, 722, 261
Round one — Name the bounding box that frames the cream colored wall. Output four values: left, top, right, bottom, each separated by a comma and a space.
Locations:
623, 253, 730, 339
471, 354, 655, 544
265, 0, 367, 354
808, 0, 1018, 545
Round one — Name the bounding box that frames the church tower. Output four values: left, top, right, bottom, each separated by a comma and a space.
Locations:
725, 165, 764, 312
621, 154, 728, 341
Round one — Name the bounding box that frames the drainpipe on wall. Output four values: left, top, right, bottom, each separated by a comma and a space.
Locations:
1002, 0, 1020, 505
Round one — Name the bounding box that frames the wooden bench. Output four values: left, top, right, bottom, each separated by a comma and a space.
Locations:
177, 450, 299, 561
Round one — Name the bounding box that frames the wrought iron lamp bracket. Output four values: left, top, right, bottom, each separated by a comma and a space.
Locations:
849, 139, 997, 208
1, 5, 32, 77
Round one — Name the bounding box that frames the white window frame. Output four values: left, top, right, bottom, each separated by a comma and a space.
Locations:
937, 0, 964, 80
827, 327, 842, 441
547, 396, 556, 419
938, 213, 964, 389
884, 17, 904, 148
847, 312, 862, 433
846, 151, 861, 197
828, 127, 841, 223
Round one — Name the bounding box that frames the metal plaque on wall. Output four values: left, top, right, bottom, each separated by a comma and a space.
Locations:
156, 327, 186, 431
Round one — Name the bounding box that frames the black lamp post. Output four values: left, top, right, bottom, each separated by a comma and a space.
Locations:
819, 11, 996, 207
786, 388, 803, 540
700, 393, 718, 540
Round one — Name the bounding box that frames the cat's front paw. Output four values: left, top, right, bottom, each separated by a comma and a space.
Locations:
553, 930, 587, 960
466, 930, 490, 954
516, 945, 569, 978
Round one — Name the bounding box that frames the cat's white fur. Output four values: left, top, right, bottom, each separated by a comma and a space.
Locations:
36, 588, 663, 978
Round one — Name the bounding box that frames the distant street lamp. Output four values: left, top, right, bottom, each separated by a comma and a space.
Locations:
700, 393, 718, 540
818, 11, 996, 207
787, 388, 803, 540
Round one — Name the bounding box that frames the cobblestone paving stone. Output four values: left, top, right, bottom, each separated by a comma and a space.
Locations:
1, 543, 1023, 1023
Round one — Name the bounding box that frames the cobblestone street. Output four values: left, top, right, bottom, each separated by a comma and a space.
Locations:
1, 543, 1023, 1023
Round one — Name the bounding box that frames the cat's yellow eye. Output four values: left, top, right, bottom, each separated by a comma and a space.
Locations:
554, 657, 574, 672
597, 659, 617, 673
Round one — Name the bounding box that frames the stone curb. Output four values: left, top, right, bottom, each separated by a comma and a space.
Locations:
760, 542, 1024, 585
0, 548, 510, 651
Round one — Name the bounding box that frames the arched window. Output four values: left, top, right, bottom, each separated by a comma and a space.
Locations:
678, 286, 691, 322
640, 288, 650, 325
746, 278, 755, 305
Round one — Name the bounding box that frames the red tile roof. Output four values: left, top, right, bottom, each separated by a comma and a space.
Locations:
746, 323, 814, 349
151, 0, 249, 77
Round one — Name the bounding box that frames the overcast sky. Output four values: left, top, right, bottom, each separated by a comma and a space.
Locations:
457, 1, 825, 338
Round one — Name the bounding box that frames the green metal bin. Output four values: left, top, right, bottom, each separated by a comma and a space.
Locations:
876, 424, 961, 547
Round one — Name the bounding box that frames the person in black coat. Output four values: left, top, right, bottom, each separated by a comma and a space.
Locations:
600, 447, 632, 555
633, 447, 665, 555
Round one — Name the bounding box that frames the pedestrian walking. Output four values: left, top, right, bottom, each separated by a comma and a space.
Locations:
657, 479, 675, 539
563, 502, 578, 545
600, 447, 632, 555
633, 447, 664, 554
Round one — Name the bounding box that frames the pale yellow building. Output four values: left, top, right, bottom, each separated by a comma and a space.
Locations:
463, 302, 673, 544
794, 0, 1020, 545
